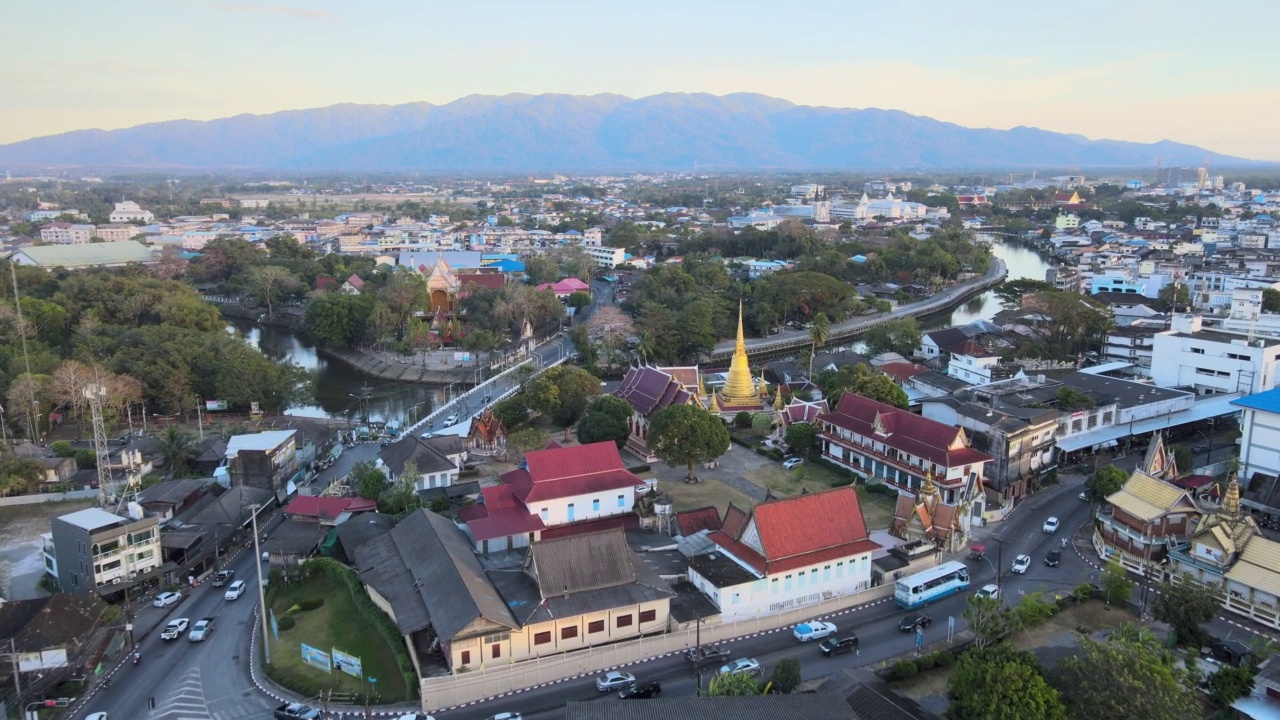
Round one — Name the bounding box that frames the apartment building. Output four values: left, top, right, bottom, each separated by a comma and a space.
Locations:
583, 244, 627, 268
1152, 314, 1280, 395
109, 201, 154, 224
224, 430, 299, 494
48, 506, 163, 595
39, 222, 94, 244
94, 224, 138, 242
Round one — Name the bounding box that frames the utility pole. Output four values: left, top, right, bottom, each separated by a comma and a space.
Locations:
86, 383, 112, 506
10, 262, 37, 443
349, 385, 373, 428
252, 505, 271, 664
195, 399, 204, 441
9, 637, 21, 698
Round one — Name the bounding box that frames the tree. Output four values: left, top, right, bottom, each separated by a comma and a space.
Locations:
1206, 663, 1256, 711
994, 278, 1057, 309
1172, 445, 1193, 474
784, 422, 817, 456
809, 312, 831, 349
1085, 465, 1128, 501
750, 412, 773, 438
305, 293, 376, 348
947, 645, 1067, 720
352, 460, 387, 500
1016, 292, 1113, 359
770, 656, 802, 694
523, 255, 560, 285
705, 671, 765, 696
1056, 636, 1200, 720
862, 317, 921, 357
1151, 575, 1221, 647
492, 395, 529, 430
647, 405, 730, 483
576, 395, 632, 449
526, 365, 601, 438
1263, 288, 1280, 314
247, 266, 299, 317
733, 411, 753, 428
819, 363, 908, 408
566, 291, 591, 311
963, 594, 1016, 649
568, 325, 598, 368
156, 425, 198, 477
1101, 559, 1135, 607
1154, 283, 1190, 313
0, 453, 42, 497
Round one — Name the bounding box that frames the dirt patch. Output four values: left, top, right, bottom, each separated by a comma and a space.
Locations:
857, 486, 898, 531
653, 474, 757, 515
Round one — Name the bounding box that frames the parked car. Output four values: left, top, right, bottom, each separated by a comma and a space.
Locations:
188, 618, 214, 642
391, 715, 436, 720
974, 583, 999, 600
443, 414, 459, 427
211, 570, 234, 587
595, 670, 636, 692
1042, 516, 1060, 533
86, 714, 108, 720
819, 635, 859, 657
153, 591, 182, 608
1045, 550, 1062, 567
792, 620, 837, 642
898, 614, 932, 632
274, 702, 321, 720
718, 658, 762, 676
685, 645, 731, 666
1079, 491, 1089, 501
1193, 444, 1209, 454
782, 457, 805, 470
618, 681, 662, 699
1011, 554, 1032, 574
484, 713, 522, 720
225, 580, 247, 601
160, 618, 189, 640
116, 435, 131, 446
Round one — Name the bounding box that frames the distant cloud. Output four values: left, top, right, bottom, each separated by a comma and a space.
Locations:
215, 3, 331, 19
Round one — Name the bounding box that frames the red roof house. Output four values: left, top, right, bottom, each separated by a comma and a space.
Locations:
536, 277, 591, 299
284, 496, 377, 524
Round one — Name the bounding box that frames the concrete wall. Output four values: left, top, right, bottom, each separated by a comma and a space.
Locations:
418, 582, 895, 712
0, 489, 98, 507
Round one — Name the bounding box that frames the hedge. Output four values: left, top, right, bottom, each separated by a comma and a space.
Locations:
627, 464, 651, 473
298, 557, 419, 697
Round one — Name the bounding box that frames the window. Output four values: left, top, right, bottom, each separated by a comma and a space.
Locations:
534, 631, 552, 645
824, 564, 832, 582
617, 494, 626, 508
460, 650, 471, 665
640, 609, 657, 623
540, 508, 549, 521
491, 644, 501, 659
784, 574, 793, 592
770, 578, 779, 595
561, 626, 578, 640
731, 593, 741, 605
592, 499, 600, 512
616, 614, 633, 628
588, 620, 605, 634
1191, 347, 1205, 355
836, 561, 844, 579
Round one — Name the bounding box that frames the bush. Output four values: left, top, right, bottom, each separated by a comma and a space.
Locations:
892, 660, 919, 680
627, 464, 651, 473
767, 448, 785, 461
935, 650, 955, 667
734, 411, 753, 428
276, 615, 296, 631
74, 449, 97, 469
1073, 582, 1096, 602
297, 598, 324, 611
1015, 591, 1057, 626
51, 441, 74, 457
917, 653, 939, 670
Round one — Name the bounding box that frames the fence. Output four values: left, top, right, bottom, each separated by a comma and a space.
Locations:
418, 582, 894, 711
0, 487, 98, 508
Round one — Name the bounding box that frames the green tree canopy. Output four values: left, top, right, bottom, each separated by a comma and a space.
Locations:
862, 317, 922, 357
1151, 574, 1221, 647
784, 422, 817, 455
819, 363, 909, 408
526, 365, 601, 438
1154, 283, 1191, 313
1085, 465, 1128, 501
947, 644, 1067, 720
576, 395, 632, 449
1055, 636, 1200, 720
648, 405, 730, 483
304, 293, 376, 348
750, 412, 773, 437
352, 460, 388, 500
770, 656, 802, 694
962, 594, 1015, 649
1101, 558, 1135, 607
994, 278, 1057, 309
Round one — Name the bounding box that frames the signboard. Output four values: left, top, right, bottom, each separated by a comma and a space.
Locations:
205, 400, 228, 411
250, 401, 262, 419
453, 352, 472, 362
332, 648, 363, 678
300, 643, 331, 673
18, 648, 68, 672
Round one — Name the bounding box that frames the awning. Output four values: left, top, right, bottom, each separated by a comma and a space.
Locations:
1056, 394, 1243, 453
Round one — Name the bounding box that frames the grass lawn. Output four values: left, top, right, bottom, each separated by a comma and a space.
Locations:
743, 462, 847, 497
857, 485, 899, 531
265, 576, 410, 702
651, 472, 757, 515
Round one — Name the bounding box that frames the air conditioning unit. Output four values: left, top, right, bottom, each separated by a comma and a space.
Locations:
112, 577, 122, 584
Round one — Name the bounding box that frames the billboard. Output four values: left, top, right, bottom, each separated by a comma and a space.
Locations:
453, 352, 472, 362
205, 400, 228, 411
300, 643, 331, 673
332, 648, 363, 678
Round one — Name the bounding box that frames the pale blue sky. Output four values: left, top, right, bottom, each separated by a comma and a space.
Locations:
4, 0, 1278, 159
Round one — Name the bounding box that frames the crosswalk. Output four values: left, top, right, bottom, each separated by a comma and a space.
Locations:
153, 667, 276, 720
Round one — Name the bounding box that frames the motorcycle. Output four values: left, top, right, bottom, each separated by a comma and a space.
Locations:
132, 652, 141, 665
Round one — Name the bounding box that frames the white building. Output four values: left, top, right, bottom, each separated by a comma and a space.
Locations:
830, 193, 928, 221
181, 231, 220, 250
1236, 389, 1280, 493
109, 201, 155, 224
790, 184, 824, 199
686, 487, 877, 620
947, 341, 999, 385
39, 222, 95, 244
583, 244, 626, 269
1152, 315, 1280, 395
1218, 288, 1280, 340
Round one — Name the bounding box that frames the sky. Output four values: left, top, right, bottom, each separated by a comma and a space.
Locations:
4, 0, 1279, 160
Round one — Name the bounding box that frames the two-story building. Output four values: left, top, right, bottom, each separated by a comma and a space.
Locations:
1152, 314, 1280, 395
457, 441, 644, 553
946, 341, 999, 385
686, 487, 879, 620
47, 506, 164, 595
377, 434, 464, 491
224, 430, 299, 497
1094, 437, 1201, 575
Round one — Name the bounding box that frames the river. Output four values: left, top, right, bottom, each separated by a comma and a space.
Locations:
224, 318, 443, 423
934, 238, 1055, 328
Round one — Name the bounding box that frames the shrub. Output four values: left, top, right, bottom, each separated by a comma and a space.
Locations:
276, 615, 296, 631
51, 441, 74, 457
767, 448, 785, 461
1073, 582, 1097, 602
1015, 591, 1057, 626
286, 603, 303, 616
627, 464, 651, 473
297, 598, 325, 611
892, 660, 919, 680
917, 653, 939, 670
734, 411, 753, 428
73, 449, 97, 469
935, 650, 955, 667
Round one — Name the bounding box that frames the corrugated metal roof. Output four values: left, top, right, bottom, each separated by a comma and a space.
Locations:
530, 527, 635, 596
1227, 537, 1280, 598
15, 240, 155, 267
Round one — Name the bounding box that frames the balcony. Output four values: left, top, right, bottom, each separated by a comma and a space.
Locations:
820, 432, 961, 488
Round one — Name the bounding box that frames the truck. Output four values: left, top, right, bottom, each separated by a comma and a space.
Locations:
160, 618, 189, 641
684, 645, 731, 667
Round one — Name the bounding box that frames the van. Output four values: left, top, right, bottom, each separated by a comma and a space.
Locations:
820, 635, 859, 657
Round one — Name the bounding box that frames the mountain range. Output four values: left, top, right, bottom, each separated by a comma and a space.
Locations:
0, 93, 1263, 172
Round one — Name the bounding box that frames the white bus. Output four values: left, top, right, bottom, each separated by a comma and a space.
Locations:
894, 561, 971, 609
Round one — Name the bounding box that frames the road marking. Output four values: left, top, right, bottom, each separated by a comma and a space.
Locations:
155, 667, 213, 720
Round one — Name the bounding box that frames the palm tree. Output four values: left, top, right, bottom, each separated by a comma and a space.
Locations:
157, 425, 198, 477
808, 313, 831, 377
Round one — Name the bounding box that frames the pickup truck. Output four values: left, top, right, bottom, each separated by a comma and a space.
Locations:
274, 702, 320, 720
684, 645, 731, 667
211, 570, 234, 587
160, 618, 189, 640
188, 618, 214, 642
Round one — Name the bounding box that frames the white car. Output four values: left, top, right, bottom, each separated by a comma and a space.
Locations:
161, 618, 190, 640
225, 580, 247, 600
782, 457, 806, 470
1011, 554, 1032, 574
718, 657, 762, 676
974, 583, 1000, 600
485, 714, 522, 720
392, 715, 437, 720
153, 591, 182, 608
1042, 516, 1060, 533
595, 670, 636, 692
86, 714, 108, 720
443, 414, 459, 427
792, 620, 837, 642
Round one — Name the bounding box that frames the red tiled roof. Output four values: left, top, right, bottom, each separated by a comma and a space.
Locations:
513, 441, 642, 503
878, 362, 928, 382
345, 274, 365, 289
284, 495, 377, 520
315, 276, 337, 292
950, 340, 993, 357
674, 506, 722, 537
457, 483, 546, 541
818, 394, 993, 470
459, 272, 506, 291
536, 277, 591, 295
710, 487, 880, 575
783, 400, 828, 425
722, 503, 749, 540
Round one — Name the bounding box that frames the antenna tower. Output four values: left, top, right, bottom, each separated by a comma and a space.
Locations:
86, 382, 113, 506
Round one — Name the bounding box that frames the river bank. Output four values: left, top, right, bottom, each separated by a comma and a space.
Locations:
318, 346, 475, 385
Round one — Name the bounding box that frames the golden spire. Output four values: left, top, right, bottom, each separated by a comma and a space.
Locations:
921, 469, 937, 497
759, 367, 769, 398
1223, 473, 1241, 518
773, 387, 786, 411
709, 392, 721, 414
721, 300, 759, 406
698, 368, 707, 397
